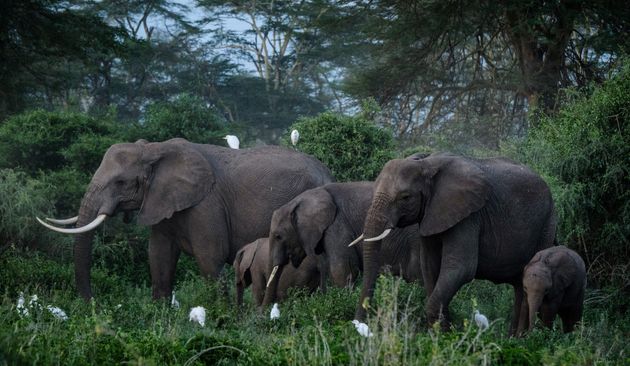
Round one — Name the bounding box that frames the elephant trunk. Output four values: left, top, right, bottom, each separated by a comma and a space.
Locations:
527, 294, 543, 331
354, 192, 390, 321
262, 265, 284, 307
73, 186, 104, 300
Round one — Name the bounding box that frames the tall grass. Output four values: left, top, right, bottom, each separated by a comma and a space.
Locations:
1, 247, 628, 365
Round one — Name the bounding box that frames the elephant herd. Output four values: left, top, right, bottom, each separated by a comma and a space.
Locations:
38, 138, 586, 336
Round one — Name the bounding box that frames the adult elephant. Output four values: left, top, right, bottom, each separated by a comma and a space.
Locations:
263, 182, 422, 306
38, 138, 333, 300
353, 152, 556, 335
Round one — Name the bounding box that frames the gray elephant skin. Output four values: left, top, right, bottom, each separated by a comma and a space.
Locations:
519, 245, 586, 334
233, 237, 319, 307
264, 181, 422, 306
41, 138, 333, 300
356, 152, 557, 334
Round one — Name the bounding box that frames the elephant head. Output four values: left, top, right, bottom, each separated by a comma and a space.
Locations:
263, 188, 336, 305
522, 261, 552, 331
38, 138, 213, 300
354, 153, 490, 319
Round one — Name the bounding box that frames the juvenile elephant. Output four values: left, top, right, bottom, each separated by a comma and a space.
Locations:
38, 138, 333, 300
353, 152, 557, 334
264, 181, 422, 306
233, 238, 320, 307
518, 245, 586, 334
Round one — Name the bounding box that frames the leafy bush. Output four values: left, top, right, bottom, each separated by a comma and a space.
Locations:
285, 111, 395, 181
138, 94, 228, 144
517, 64, 630, 286
0, 169, 56, 251
0, 110, 118, 174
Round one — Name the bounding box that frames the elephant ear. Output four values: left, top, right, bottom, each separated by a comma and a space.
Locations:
546, 248, 578, 291
138, 140, 214, 226
293, 188, 337, 257
419, 156, 490, 236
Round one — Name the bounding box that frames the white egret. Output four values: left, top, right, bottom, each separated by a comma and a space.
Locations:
474, 310, 489, 330
290, 129, 300, 146
224, 135, 240, 149
16, 293, 28, 317
352, 319, 374, 337
270, 303, 280, 320
47, 305, 68, 321
189, 306, 207, 327
171, 291, 180, 309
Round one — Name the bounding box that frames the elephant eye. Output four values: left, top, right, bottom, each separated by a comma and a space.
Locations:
399, 193, 411, 201
274, 234, 282, 240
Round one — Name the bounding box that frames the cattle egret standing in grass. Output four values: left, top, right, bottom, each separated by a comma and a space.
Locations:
224, 135, 240, 149
270, 303, 280, 320
189, 306, 206, 326
16, 293, 28, 317
352, 319, 374, 337
474, 310, 489, 330
47, 305, 68, 321
290, 129, 299, 146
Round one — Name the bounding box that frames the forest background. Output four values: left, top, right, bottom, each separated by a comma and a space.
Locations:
0, 1, 628, 364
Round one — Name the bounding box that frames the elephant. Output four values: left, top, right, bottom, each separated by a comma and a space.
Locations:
518, 245, 586, 334
264, 181, 422, 306
353, 152, 557, 334
38, 138, 333, 300
233, 237, 320, 307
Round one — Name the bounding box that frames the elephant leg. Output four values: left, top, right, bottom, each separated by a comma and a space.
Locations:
317, 255, 329, 293
540, 302, 558, 329
425, 220, 479, 329
515, 291, 530, 336
252, 274, 265, 307
558, 303, 582, 333
329, 256, 355, 288
510, 284, 525, 336
148, 227, 181, 299
419, 236, 442, 299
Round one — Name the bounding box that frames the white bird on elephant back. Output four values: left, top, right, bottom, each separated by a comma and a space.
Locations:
224, 135, 239, 149
290, 129, 299, 146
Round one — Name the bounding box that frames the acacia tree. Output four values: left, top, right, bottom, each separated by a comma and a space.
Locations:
317, 0, 629, 150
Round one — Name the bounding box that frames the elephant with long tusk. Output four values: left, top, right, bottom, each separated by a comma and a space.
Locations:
38, 138, 333, 301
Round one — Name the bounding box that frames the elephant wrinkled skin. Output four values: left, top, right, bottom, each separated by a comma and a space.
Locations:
234, 238, 320, 307
356, 153, 557, 335
40, 138, 333, 300
518, 245, 586, 334
263, 181, 422, 307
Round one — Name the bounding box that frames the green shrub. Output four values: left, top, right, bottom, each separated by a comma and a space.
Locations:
516, 64, 630, 286
0, 110, 117, 174
285, 111, 395, 181
0, 169, 56, 250
138, 94, 228, 144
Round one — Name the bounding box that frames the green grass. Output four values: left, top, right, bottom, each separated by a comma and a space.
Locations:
1, 247, 628, 365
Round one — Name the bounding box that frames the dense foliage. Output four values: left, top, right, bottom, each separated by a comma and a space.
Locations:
516, 66, 630, 286
286, 111, 395, 181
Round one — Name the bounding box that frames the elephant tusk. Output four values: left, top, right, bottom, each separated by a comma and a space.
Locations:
45, 216, 79, 225
36, 214, 107, 234
267, 265, 279, 288
364, 228, 392, 242
348, 234, 364, 247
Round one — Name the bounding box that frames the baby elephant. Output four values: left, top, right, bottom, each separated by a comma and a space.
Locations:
234, 238, 320, 307
520, 245, 586, 334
